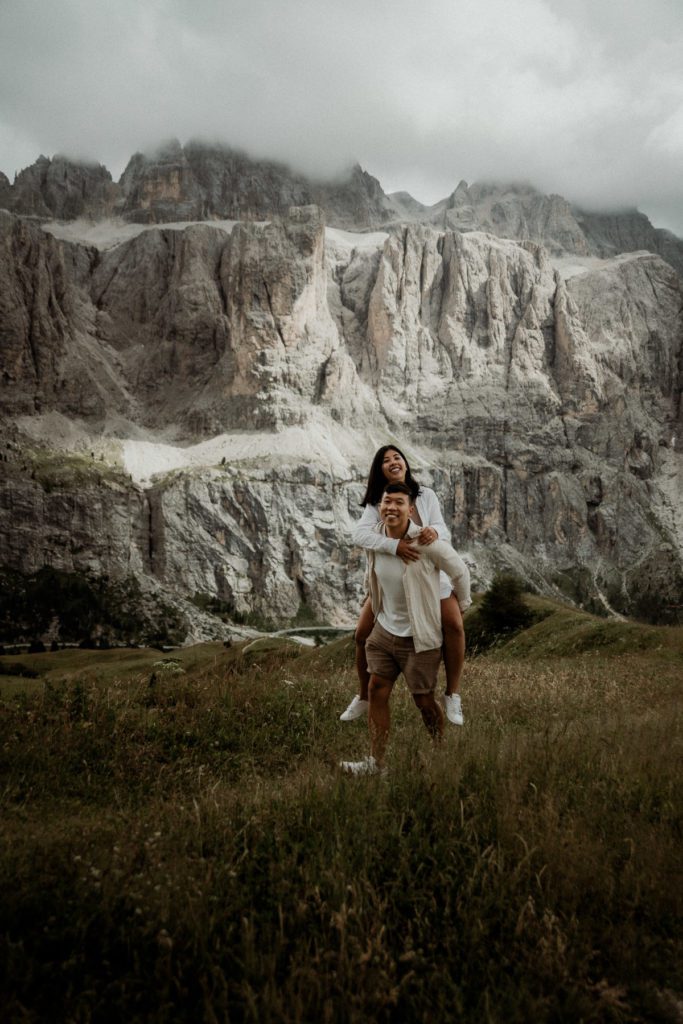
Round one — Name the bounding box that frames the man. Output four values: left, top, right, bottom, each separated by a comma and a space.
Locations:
341, 482, 471, 775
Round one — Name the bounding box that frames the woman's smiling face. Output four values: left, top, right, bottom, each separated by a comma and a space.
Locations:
381, 448, 407, 483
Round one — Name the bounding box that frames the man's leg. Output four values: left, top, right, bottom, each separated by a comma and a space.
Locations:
369, 673, 394, 766
412, 692, 445, 742
355, 597, 375, 701
402, 644, 444, 742
441, 595, 465, 697
341, 624, 399, 772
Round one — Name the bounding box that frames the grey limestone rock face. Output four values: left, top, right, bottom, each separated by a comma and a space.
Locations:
0, 458, 148, 581
5, 147, 682, 277
0, 171, 11, 211
1, 206, 682, 635
432, 182, 591, 256
576, 209, 683, 277
365, 226, 561, 424
90, 220, 230, 428
424, 181, 683, 277
359, 223, 683, 617
117, 140, 207, 223
183, 141, 310, 221
115, 143, 400, 230
0, 211, 131, 420
117, 139, 312, 223
86, 205, 367, 432
147, 465, 367, 626
309, 164, 401, 231
9, 155, 116, 220
214, 206, 341, 429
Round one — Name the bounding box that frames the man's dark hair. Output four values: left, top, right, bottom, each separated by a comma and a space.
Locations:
360, 445, 421, 507
382, 482, 413, 499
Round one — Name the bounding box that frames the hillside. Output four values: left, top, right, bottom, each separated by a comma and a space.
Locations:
1, 599, 681, 1022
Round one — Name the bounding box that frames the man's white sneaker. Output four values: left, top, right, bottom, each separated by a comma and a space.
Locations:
340, 755, 382, 776
444, 693, 464, 726
339, 696, 369, 722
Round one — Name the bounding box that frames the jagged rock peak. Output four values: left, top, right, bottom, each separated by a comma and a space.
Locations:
9, 153, 115, 220
116, 142, 400, 230
0, 170, 11, 210
3, 145, 682, 272
449, 179, 470, 201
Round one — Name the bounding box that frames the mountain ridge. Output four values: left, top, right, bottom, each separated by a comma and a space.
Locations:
2, 141, 682, 274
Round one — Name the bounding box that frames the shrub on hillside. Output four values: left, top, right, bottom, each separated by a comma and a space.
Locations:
466, 574, 534, 654
480, 574, 534, 634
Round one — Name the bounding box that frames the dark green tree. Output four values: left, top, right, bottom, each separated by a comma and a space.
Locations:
478, 574, 533, 635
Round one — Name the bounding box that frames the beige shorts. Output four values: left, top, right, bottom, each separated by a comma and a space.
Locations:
365, 622, 441, 695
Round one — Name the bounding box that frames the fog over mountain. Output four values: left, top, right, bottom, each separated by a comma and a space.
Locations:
1, 0, 682, 235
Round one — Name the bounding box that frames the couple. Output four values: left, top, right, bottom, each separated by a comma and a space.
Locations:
340, 445, 471, 775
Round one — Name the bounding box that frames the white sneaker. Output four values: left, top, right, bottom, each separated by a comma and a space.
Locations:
339, 696, 369, 722
339, 755, 382, 776
444, 693, 464, 726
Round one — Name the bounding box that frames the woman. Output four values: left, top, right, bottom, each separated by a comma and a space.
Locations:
340, 444, 466, 725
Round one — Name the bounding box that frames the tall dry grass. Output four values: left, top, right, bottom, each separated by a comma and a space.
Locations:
0, 635, 681, 1022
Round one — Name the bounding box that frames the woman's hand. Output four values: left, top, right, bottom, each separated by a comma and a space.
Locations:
397, 538, 420, 563
417, 527, 438, 545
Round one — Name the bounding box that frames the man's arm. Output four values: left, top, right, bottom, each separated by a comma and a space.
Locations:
423, 540, 472, 612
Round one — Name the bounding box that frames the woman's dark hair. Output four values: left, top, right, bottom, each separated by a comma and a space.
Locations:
360, 445, 421, 507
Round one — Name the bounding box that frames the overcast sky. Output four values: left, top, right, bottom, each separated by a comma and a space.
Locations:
1, 0, 682, 234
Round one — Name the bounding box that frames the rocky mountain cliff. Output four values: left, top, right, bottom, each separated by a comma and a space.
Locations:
422, 181, 683, 276
1, 142, 401, 232
2, 144, 682, 274
8, 155, 117, 221
1, 198, 682, 641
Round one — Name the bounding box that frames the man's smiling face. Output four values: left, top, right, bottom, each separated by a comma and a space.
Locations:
379, 490, 413, 535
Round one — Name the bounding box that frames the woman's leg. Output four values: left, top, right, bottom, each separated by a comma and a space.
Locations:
440, 595, 465, 697
355, 596, 375, 701
340, 598, 376, 721
412, 692, 445, 742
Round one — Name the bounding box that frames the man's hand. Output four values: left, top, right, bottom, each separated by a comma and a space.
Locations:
417, 527, 438, 545
397, 538, 420, 563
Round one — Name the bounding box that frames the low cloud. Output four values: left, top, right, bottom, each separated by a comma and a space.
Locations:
1, 0, 682, 234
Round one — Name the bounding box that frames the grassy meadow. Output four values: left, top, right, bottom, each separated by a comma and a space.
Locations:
1, 600, 682, 1023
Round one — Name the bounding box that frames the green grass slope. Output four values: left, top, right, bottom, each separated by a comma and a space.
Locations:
0, 599, 681, 1022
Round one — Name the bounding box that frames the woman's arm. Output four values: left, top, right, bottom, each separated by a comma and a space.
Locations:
351, 504, 400, 555
417, 488, 451, 544
424, 540, 472, 612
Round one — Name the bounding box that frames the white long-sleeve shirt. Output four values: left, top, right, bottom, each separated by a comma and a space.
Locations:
367, 521, 472, 651
352, 486, 454, 600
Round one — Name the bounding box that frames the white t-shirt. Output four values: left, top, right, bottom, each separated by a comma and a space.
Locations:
351, 486, 453, 600
374, 552, 413, 636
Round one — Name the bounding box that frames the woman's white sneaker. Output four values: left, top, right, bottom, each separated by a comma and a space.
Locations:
339, 696, 369, 721
444, 693, 464, 725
